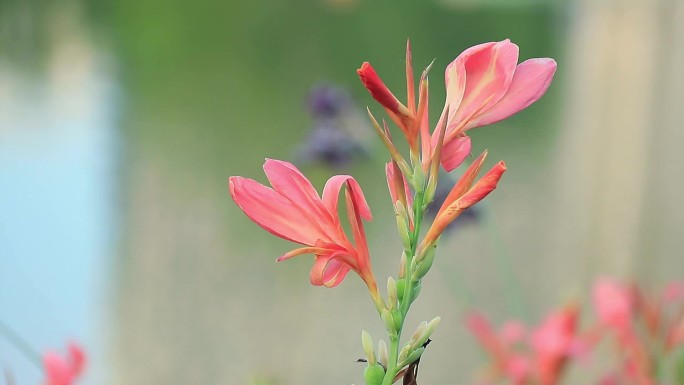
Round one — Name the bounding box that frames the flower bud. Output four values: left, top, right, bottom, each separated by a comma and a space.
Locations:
396, 278, 406, 301
412, 245, 436, 281
361, 330, 376, 365
363, 363, 386, 385
395, 214, 412, 252
387, 277, 398, 311
397, 344, 411, 363
391, 309, 403, 331
408, 321, 428, 348
411, 282, 422, 303
412, 164, 426, 190
377, 340, 388, 369
410, 317, 440, 350
398, 256, 407, 280
381, 309, 398, 337
400, 347, 425, 367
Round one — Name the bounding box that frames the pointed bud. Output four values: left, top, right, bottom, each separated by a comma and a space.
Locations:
357, 62, 410, 118
361, 330, 376, 366
378, 340, 389, 369
398, 255, 407, 280
387, 277, 398, 311
408, 321, 428, 348
412, 245, 435, 281
396, 278, 406, 301
364, 364, 385, 385
411, 282, 422, 303
382, 309, 398, 337
400, 347, 425, 367
410, 317, 441, 350
396, 213, 412, 252
411, 161, 426, 190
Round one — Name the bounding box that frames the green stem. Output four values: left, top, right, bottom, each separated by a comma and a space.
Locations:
0, 319, 43, 368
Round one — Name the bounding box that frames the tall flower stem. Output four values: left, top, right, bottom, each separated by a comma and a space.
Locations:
0, 319, 42, 368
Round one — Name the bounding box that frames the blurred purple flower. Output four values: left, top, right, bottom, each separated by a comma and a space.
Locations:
297, 83, 368, 169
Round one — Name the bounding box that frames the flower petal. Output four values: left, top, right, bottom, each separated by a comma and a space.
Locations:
263, 159, 339, 241
468, 58, 557, 129
229, 176, 320, 245
322, 175, 372, 221
310, 252, 352, 288
44, 352, 73, 385
446, 40, 519, 134
454, 161, 507, 210
440, 135, 472, 172
357, 62, 410, 119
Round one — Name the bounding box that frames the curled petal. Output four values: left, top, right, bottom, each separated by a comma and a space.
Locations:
310, 252, 352, 288
469, 58, 557, 129
229, 177, 323, 245
440, 135, 472, 172
322, 175, 372, 221
277, 246, 330, 262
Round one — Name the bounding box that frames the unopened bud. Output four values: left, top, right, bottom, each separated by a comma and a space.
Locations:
363, 363, 385, 385
398, 256, 407, 280
398, 344, 411, 363
410, 317, 440, 350
378, 340, 388, 368
401, 347, 425, 367
412, 165, 426, 190
412, 246, 436, 281
395, 215, 412, 252
361, 330, 376, 365
387, 277, 397, 311
381, 309, 397, 337
411, 282, 422, 303
396, 278, 406, 301
391, 309, 403, 331
408, 321, 428, 348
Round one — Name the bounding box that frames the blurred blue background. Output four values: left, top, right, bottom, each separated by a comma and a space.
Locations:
1, 0, 683, 384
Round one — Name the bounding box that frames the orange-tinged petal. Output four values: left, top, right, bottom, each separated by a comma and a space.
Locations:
229, 176, 323, 245
468, 58, 557, 129
454, 161, 507, 210
277, 246, 330, 262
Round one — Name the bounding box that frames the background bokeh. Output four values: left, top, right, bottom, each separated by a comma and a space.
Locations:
1, 0, 683, 384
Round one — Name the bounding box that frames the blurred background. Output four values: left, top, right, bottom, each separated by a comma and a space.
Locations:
1, 0, 683, 384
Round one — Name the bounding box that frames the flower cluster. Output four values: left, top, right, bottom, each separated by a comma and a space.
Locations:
229, 39, 556, 385
467, 279, 684, 385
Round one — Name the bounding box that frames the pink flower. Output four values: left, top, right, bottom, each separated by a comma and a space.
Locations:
43, 342, 85, 385
531, 305, 579, 385
593, 278, 633, 331
229, 159, 379, 296
436, 39, 556, 171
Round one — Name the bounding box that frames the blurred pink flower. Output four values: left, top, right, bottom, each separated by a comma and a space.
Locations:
229, 159, 379, 297
531, 305, 580, 385
593, 278, 633, 331
436, 39, 556, 171
43, 342, 85, 385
